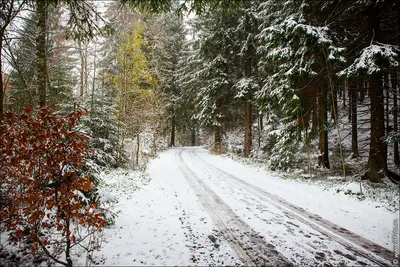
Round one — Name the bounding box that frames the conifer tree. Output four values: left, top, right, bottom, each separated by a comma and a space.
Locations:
232, 1, 260, 157
146, 13, 186, 147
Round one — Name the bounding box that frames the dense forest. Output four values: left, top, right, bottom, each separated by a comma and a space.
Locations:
1, 0, 399, 266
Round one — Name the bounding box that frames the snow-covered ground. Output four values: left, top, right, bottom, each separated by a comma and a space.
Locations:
84, 147, 399, 266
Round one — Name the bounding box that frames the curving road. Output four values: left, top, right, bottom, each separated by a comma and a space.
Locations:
93, 147, 396, 266
176, 147, 395, 266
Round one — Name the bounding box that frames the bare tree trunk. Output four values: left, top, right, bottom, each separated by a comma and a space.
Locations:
152, 132, 157, 155
258, 112, 263, 148
84, 44, 89, 96
331, 85, 338, 124
152, 122, 160, 156
384, 72, 390, 136
368, 75, 387, 182
242, 9, 253, 157
36, 0, 47, 107
191, 128, 196, 146
65, 217, 73, 267
360, 80, 367, 102
393, 71, 399, 165
367, 6, 387, 182
351, 80, 359, 158
170, 113, 175, 147
116, 123, 122, 168
312, 100, 318, 132
79, 40, 85, 98
342, 80, 346, 109
243, 101, 252, 157
0, 37, 3, 114
214, 125, 222, 152
136, 134, 140, 167
90, 44, 96, 126
395, 0, 400, 166
318, 86, 330, 168
214, 97, 223, 152
348, 82, 352, 122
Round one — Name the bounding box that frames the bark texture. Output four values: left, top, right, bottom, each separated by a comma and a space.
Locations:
243, 101, 252, 157
318, 86, 330, 169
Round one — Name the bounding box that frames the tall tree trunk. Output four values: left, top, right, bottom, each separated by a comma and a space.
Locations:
342, 79, 346, 109
36, 0, 47, 107
90, 44, 96, 126
0, 37, 3, 114
395, 0, 400, 167
393, 71, 399, 165
312, 99, 318, 132
116, 124, 121, 168
331, 85, 338, 123
258, 112, 263, 148
65, 217, 73, 267
360, 80, 366, 102
384, 72, 390, 136
152, 132, 157, 156
318, 86, 330, 168
84, 44, 89, 96
367, 5, 387, 182
244, 101, 252, 157
152, 122, 160, 156
214, 125, 222, 152
136, 134, 140, 167
170, 113, 175, 147
79, 40, 85, 98
242, 10, 253, 157
368, 75, 387, 182
351, 80, 359, 158
214, 96, 223, 152
348, 82, 352, 122
191, 128, 196, 146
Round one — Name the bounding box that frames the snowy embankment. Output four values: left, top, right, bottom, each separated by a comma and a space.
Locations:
84, 147, 398, 266
198, 149, 398, 250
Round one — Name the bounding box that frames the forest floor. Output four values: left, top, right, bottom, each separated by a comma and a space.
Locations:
83, 147, 399, 266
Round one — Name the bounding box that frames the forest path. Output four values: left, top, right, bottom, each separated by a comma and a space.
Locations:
90, 147, 396, 266
177, 147, 393, 266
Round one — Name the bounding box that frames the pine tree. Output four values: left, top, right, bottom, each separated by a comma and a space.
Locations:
256, 0, 345, 170
7, 8, 74, 112
189, 10, 241, 152
178, 35, 203, 146
146, 13, 186, 147
338, 0, 399, 182
34, 0, 107, 108
232, 1, 260, 157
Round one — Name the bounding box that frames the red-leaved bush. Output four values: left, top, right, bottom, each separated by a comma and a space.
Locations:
0, 107, 105, 266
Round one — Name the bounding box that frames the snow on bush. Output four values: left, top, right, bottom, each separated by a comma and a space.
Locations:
339, 43, 399, 77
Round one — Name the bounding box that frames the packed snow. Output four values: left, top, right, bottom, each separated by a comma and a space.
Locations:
79, 147, 398, 266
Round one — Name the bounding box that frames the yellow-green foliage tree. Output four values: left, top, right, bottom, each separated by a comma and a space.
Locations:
113, 21, 161, 166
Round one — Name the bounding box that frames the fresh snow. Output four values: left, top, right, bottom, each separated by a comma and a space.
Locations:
194, 149, 395, 249
83, 147, 397, 266
339, 43, 399, 76
82, 151, 242, 266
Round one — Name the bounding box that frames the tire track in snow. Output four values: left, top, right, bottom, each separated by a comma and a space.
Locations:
188, 148, 393, 267
176, 150, 292, 267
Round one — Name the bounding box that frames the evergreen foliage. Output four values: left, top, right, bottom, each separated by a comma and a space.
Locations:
1, 1, 400, 264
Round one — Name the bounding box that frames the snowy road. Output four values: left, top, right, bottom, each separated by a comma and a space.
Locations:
89, 147, 397, 266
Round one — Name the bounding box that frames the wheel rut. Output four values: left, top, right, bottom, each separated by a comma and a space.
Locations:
188, 148, 394, 267
176, 150, 292, 267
